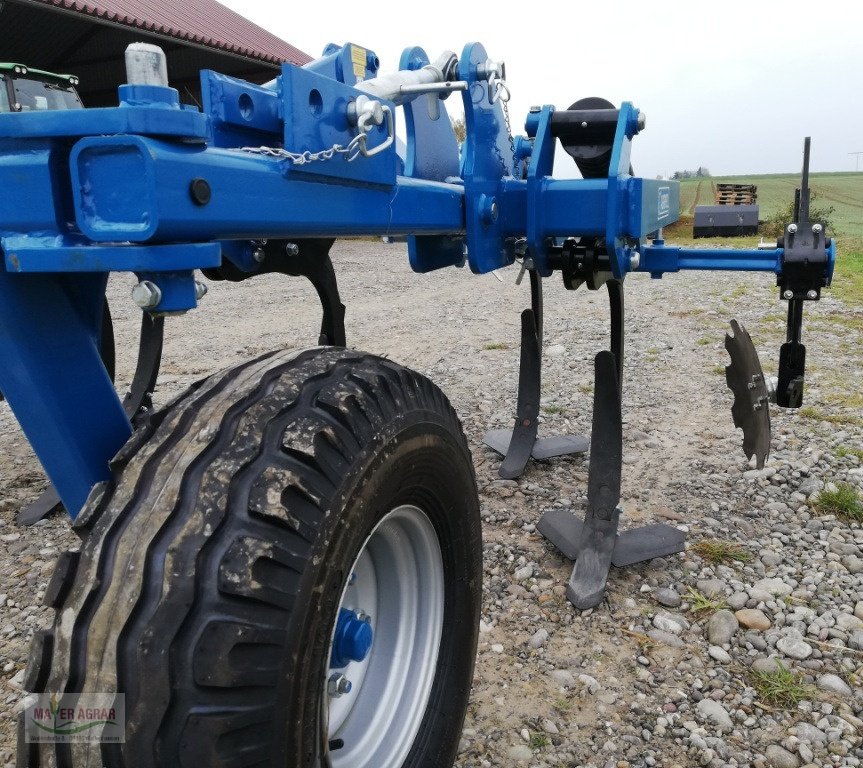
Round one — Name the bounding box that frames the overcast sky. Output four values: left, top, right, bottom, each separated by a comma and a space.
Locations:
222, 0, 862, 178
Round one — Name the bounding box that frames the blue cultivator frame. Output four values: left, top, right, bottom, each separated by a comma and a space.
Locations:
0, 41, 834, 545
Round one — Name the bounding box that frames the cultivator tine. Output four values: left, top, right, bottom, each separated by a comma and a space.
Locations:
484, 270, 588, 477
122, 313, 165, 422
539, 349, 684, 609
725, 319, 771, 468
564, 351, 623, 609
16, 486, 62, 527
498, 308, 542, 479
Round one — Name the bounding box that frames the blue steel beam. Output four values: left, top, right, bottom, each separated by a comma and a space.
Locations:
70, 136, 465, 242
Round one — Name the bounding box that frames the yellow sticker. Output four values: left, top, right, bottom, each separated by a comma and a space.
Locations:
351, 45, 367, 79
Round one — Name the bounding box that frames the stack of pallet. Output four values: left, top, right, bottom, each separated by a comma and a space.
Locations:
694, 183, 760, 238
714, 183, 757, 206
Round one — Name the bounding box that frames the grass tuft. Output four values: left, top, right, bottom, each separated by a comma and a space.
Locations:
691, 539, 753, 565
750, 661, 812, 708
483, 342, 509, 351
813, 483, 863, 522
529, 732, 550, 750
685, 586, 728, 614
836, 445, 863, 461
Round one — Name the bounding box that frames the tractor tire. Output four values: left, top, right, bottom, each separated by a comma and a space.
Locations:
19, 347, 482, 768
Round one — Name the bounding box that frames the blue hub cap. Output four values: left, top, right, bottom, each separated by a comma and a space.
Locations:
331, 608, 373, 668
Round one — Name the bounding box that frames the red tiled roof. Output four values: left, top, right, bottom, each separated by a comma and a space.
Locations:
30, 0, 312, 65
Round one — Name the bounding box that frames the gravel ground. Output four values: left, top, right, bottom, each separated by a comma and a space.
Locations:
0, 239, 860, 767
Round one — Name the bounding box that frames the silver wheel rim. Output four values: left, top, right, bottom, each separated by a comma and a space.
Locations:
324, 504, 444, 768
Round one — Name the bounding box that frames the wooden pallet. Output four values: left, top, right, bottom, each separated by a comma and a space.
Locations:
715, 183, 757, 205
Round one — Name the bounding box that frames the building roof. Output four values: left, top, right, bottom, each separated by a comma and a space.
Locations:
26, 0, 311, 66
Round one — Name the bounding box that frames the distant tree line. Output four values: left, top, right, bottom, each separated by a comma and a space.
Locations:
671, 167, 711, 179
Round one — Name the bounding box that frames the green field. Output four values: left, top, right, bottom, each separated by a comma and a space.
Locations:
673, 172, 863, 308
678, 172, 863, 237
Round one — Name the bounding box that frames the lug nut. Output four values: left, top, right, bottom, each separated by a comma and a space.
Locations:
783, 290, 794, 299
195, 281, 207, 301
131, 280, 161, 309
327, 673, 352, 697
812, 223, 822, 234
787, 224, 798, 234
806, 289, 818, 299
253, 248, 266, 263
285, 242, 299, 256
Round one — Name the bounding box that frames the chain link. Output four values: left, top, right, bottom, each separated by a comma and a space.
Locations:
238, 133, 366, 165
238, 106, 394, 166
489, 74, 518, 177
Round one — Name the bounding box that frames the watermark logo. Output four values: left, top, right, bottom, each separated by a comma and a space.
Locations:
24, 693, 125, 743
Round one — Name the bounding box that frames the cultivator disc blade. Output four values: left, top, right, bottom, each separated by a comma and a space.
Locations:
725, 319, 771, 468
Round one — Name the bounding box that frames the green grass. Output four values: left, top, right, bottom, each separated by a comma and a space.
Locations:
836, 446, 863, 461
813, 483, 863, 522
685, 586, 728, 614
529, 733, 550, 750
691, 539, 753, 565
483, 342, 509, 351
832, 235, 863, 305
751, 661, 812, 708
678, 173, 863, 237
541, 404, 567, 415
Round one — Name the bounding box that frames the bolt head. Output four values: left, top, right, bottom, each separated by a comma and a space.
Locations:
195, 281, 207, 301
253, 248, 266, 264
529, 105, 541, 113
788, 223, 798, 234
783, 289, 794, 299
131, 280, 161, 309
328, 673, 352, 697
285, 242, 300, 257
812, 223, 823, 234
806, 289, 818, 300
629, 252, 641, 271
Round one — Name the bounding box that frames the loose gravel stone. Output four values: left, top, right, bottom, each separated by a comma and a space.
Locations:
695, 699, 733, 733
816, 674, 853, 696
765, 744, 800, 768
707, 610, 739, 645
654, 587, 681, 608
507, 745, 533, 762
776, 636, 813, 660
735, 608, 771, 630
752, 657, 781, 675
708, 645, 731, 663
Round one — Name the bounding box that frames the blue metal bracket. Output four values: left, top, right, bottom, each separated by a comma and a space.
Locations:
460, 42, 514, 274
2, 236, 220, 273
281, 64, 396, 185
201, 70, 281, 148
305, 42, 380, 85
400, 45, 464, 273
525, 106, 555, 276
606, 102, 640, 279
0, 268, 130, 516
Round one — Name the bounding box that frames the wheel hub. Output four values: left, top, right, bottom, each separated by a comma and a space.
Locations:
331, 607, 374, 669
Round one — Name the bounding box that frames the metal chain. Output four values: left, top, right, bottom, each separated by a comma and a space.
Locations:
489, 74, 517, 177
238, 133, 366, 165
238, 104, 394, 166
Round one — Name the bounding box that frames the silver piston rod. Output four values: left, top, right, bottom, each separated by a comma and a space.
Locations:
355, 51, 464, 105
